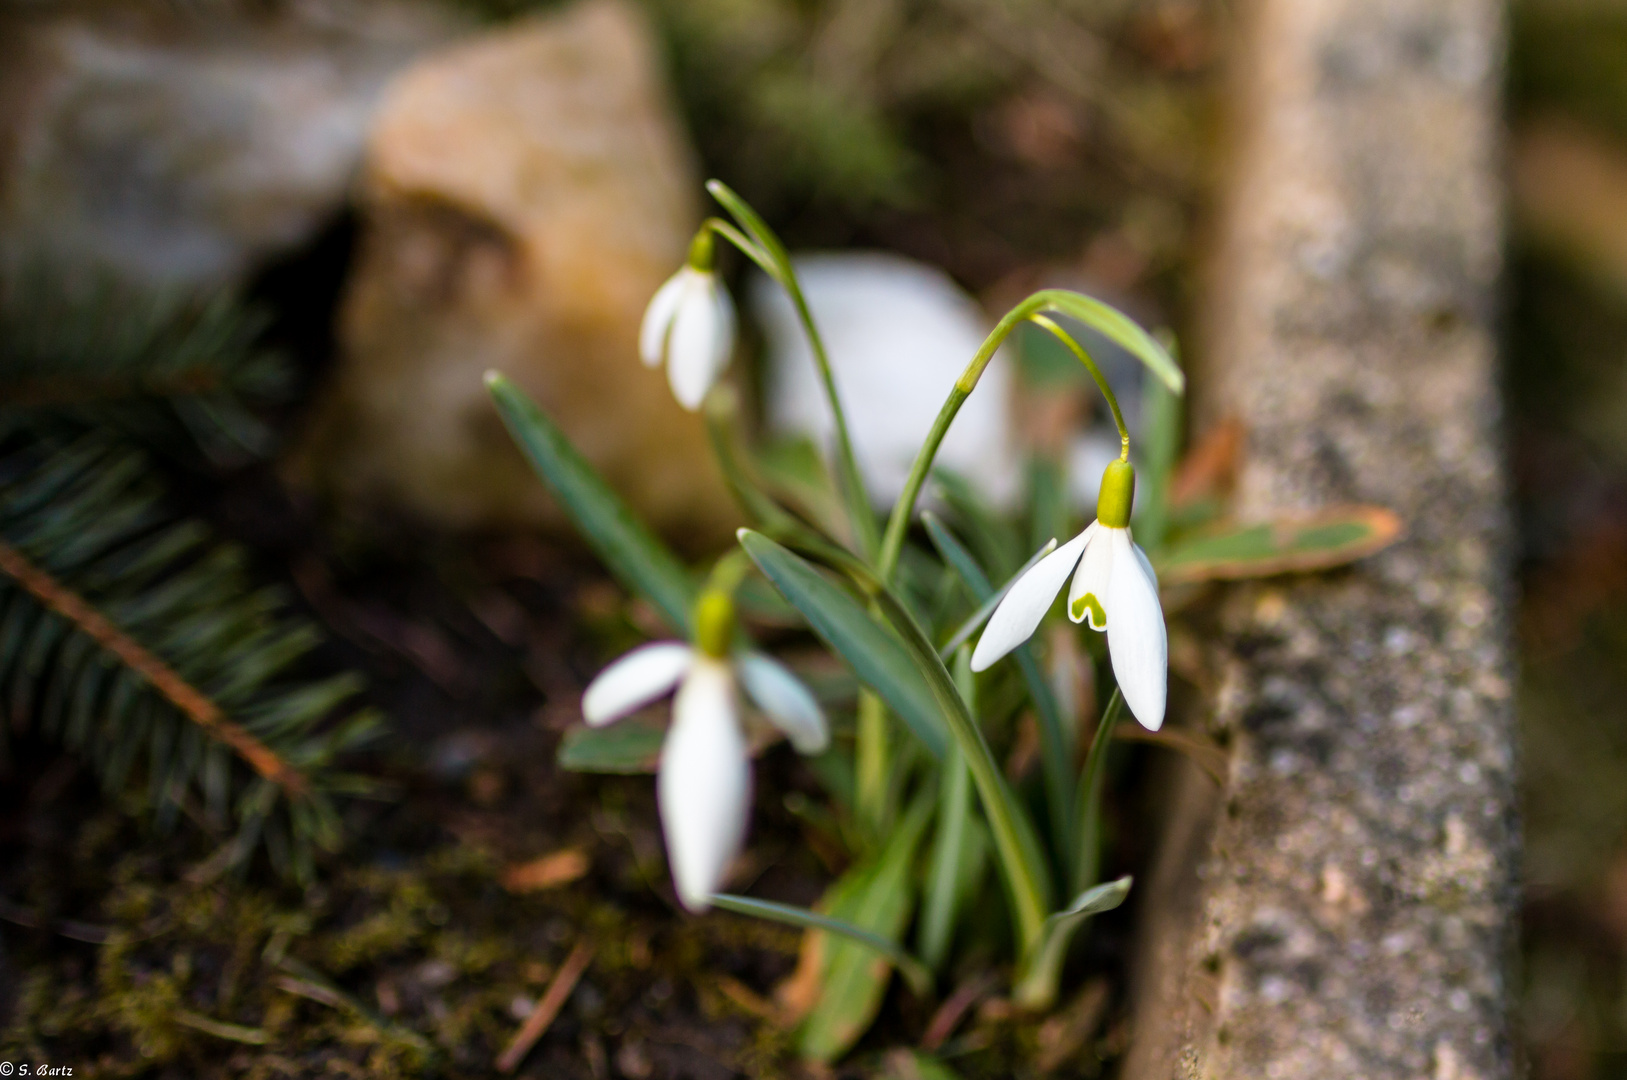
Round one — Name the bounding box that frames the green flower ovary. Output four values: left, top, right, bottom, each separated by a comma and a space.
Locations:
1096, 459, 1136, 529
693, 589, 735, 658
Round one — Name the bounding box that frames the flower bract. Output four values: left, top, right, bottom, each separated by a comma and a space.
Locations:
582, 641, 826, 910
970, 521, 1167, 730
639, 267, 736, 411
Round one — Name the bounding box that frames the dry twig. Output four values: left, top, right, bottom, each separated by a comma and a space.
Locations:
496, 941, 595, 1073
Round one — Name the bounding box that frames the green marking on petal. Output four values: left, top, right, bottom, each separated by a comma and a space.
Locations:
1071, 593, 1106, 629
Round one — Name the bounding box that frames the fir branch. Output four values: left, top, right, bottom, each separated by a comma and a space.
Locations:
0, 368, 225, 407
0, 270, 288, 465
0, 538, 307, 795
0, 430, 379, 880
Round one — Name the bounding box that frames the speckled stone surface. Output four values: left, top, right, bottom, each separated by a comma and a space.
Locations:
1123, 0, 1516, 1077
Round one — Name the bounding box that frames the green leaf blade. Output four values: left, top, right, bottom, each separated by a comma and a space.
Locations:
709, 893, 932, 999
1037, 291, 1185, 395
792, 796, 933, 1062
1012, 875, 1134, 1011
742, 529, 1057, 952
926, 514, 1074, 871
1155, 506, 1403, 585
486, 373, 697, 635
557, 718, 666, 774
738, 529, 949, 760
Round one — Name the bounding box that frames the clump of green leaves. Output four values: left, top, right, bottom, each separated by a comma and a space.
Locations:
489, 183, 1404, 1065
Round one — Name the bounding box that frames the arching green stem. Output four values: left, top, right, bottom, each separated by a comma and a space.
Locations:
700, 193, 881, 563
876, 303, 1026, 579
1028, 314, 1130, 461
785, 284, 881, 561
704, 547, 754, 599
877, 289, 1182, 578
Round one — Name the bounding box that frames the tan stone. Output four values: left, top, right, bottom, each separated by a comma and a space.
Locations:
292, 0, 735, 545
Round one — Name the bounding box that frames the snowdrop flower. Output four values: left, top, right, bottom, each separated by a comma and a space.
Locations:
640, 231, 737, 411
971, 459, 1167, 730
581, 591, 827, 911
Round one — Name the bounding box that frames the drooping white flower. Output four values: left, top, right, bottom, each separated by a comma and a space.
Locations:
580, 599, 827, 911
640, 248, 737, 412
970, 460, 1167, 731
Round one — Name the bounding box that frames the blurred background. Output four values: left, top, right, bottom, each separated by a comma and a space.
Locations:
0, 0, 1622, 1075
1508, 3, 1627, 1075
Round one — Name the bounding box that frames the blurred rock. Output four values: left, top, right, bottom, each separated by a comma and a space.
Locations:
291, 0, 734, 541
752, 253, 1020, 508
0, 0, 463, 288
1126, 0, 1514, 1077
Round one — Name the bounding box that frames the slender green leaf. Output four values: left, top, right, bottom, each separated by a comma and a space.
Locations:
854, 689, 893, 838
738, 530, 948, 760
704, 389, 800, 531
753, 436, 850, 542
936, 538, 1057, 658
1012, 876, 1133, 1010
707, 180, 879, 561
486, 373, 696, 634
1155, 506, 1403, 585
1038, 292, 1184, 394
925, 513, 1074, 869
557, 718, 665, 774
741, 530, 1055, 950
1135, 373, 1181, 553
703, 218, 780, 281
795, 795, 933, 1062
923, 511, 994, 596
1112, 722, 1229, 785
710, 893, 932, 997
920, 651, 978, 970
1073, 690, 1124, 895
1027, 454, 1070, 557
706, 180, 793, 279
932, 469, 1023, 582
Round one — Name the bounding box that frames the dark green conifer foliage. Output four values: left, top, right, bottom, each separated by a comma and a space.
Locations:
0, 273, 379, 883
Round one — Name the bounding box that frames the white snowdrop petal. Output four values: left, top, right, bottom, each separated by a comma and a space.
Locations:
1067, 523, 1114, 629
739, 653, 828, 754
639, 270, 690, 367
707, 278, 737, 387
658, 660, 751, 912
581, 642, 693, 726
971, 529, 1091, 672
667, 281, 724, 410
1131, 536, 1159, 589
1105, 529, 1167, 731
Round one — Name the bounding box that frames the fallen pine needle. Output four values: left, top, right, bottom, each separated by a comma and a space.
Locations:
176, 1009, 270, 1045
275, 975, 348, 1011
502, 848, 590, 892
496, 941, 595, 1073
716, 975, 782, 1024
